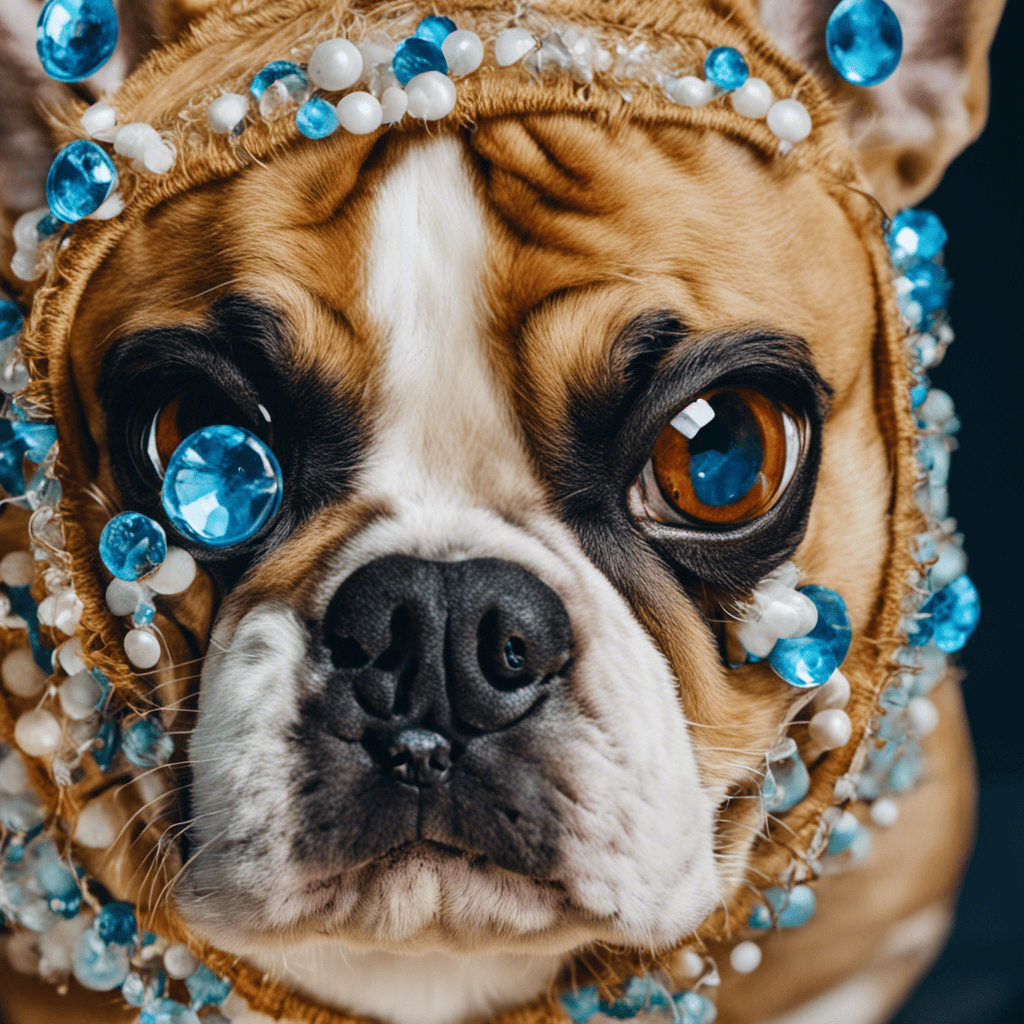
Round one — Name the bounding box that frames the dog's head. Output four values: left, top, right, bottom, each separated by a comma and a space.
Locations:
0, 0, 1001, 989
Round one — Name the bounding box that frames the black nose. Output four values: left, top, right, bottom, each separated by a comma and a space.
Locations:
322, 555, 572, 779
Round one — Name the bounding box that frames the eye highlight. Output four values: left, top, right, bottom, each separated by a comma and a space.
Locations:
638, 387, 802, 527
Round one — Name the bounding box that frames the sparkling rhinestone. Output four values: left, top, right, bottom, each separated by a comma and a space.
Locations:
46, 139, 117, 223
900, 257, 951, 321
704, 46, 748, 90
826, 0, 902, 86
560, 986, 600, 1024
747, 885, 816, 930
72, 929, 131, 991
910, 574, 979, 652
99, 511, 167, 581
122, 718, 173, 768
296, 97, 339, 138
887, 209, 946, 266
132, 600, 156, 626
95, 901, 136, 945
161, 424, 282, 547
392, 36, 447, 85
415, 15, 456, 48
10, 421, 57, 461
0, 300, 22, 340
185, 965, 232, 1010
762, 748, 809, 812
768, 586, 851, 687
36, 0, 118, 83
249, 60, 307, 99
140, 999, 201, 1024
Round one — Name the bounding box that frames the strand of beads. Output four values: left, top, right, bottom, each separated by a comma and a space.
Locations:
561, 971, 718, 1024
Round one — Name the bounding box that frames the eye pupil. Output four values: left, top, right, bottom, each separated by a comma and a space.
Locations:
688, 395, 765, 507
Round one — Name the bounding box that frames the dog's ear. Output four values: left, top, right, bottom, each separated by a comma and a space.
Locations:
756, 0, 1006, 209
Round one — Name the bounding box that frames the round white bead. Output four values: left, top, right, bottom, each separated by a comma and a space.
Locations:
0, 750, 31, 794
15, 709, 62, 757
146, 547, 196, 596
730, 941, 762, 974
59, 670, 104, 720
730, 77, 773, 119
678, 950, 704, 979
80, 102, 117, 136
309, 38, 363, 91
809, 708, 852, 749
766, 99, 812, 144
813, 668, 850, 711
670, 76, 715, 107
106, 578, 145, 616
381, 86, 408, 124
207, 93, 249, 134
139, 138, 174, 175
38, 590, 84, 636
163, 944, 199, 980
125, 629, 161, 669
10, 249, 42, 282
12, 208, 50, 254
2, 647, 47, 699
494, 28, 537, 66
74, 796, 123, 848
870, 797, 899, 827
405, 71, 457, 121
337, 91, 383, 134
906, 696, 940, 739
0, 550, 35, 587
87, 192, 125, 220
734, 617, 777, 658
113, 122, 160, 160
442, 29, 484, 75
57, 637, 87, 677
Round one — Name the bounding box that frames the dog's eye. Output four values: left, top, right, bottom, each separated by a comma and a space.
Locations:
637, 387, 802, 527
139, 390, 273, 480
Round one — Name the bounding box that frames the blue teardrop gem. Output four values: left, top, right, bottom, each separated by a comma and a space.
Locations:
36, 0, 119, 83
45, 139, 117, 223
768, 585, 851, 687
392, 37, 448, 85
250, 60, 308, 99
826, 0, 902, 87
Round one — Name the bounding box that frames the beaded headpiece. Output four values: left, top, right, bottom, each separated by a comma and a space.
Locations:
0, 1, 979, 1023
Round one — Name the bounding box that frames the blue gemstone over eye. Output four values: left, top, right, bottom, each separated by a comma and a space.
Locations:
296, 97, 339, 138
910, 574, 979, 652
886, 209, 946, 266
161, 424, 282, 548
768, 585, 851, 687
704, 46, 748, 90
250, 60, 308, 99
415, 15, 457, 47
0, 300, 23, 340
392, 37, 448, 85
826, 0, 902, 87
690, 434, 762, 507
45, 139, 117, 223
99, 512, 167, 581
36, 0, 119, 83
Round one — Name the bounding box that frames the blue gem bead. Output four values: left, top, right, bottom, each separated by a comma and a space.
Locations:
73, 929, 131, 991
140, 998, 202, 1024
99, 511, 167, 581
826, 814, 861, 856
898, 257, 951, 327
888, 744, 922, 793
0, 300, 23, 340
250, 60, 307, 99
10, 421, 57, 462
296, 97, 339, 139
673, 991, 717, 1024
826, 0, 902, 87
887, 209, 946, 266
768, 586, 851, 687
601, 976, 672, 1018
161, 424, 283, 548
747, 885, 816, 930
36, 856, 79, 899
704, 47, 748, 90
122, 718, 174, 768
36, 0, 119, 82
93, 717, 121, 771
415, 15, 457, 47
560, 985, 600, 1024
762, 751, 810, 813
911, 574, 979, 653
96, 901, 137, 945
133, 600, 157, 626
392, 37, 448, 85
46, 139, 117, 223
185, 965, 232, 1010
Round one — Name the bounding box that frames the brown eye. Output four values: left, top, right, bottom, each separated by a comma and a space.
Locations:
647, 387, 800, 526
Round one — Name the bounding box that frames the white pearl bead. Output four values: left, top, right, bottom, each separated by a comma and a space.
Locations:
38, 590, 83, 636
163, 944, 199, 979
0, 749, 31, 794
670, 76, 715, 107
147, 547, 196, 595
10, 249, 42, 282
730, 77, 773, 119
730, 941, 762, 974
125, 629, 161, 669
12, 209, 50, 254
813, 668, 850, 711
207, 93, 249, 134
870, 797, 899, 827
2, 647, 47, 699
906, 696, 940, 738
809, 708, 852, 749
405, 72, 457, 121
139, 138, 175, 175
0, 550, 35, 587
107, 578, 145, 616
678, 950, 704, 979
442, 29, 484, 75
59, 670, 104, 720
766, 99, 812, 144
57, 637, 86, 677
308, 39, 363, 91
80, 102, 117, 136
337, 91, 383, 134
74, 796, 123, 848
381, 86, 408, 124
87, 193, 124, 220
15, 709, 62, 757
734, 617, 776, 658
494, 28, 536, 66
113, 122, 159, 160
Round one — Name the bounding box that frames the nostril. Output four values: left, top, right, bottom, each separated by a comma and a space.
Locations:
386, 727, 452, 788
504, 636, 526, 671
327, 635, 370, 670
477, 609, 539, 691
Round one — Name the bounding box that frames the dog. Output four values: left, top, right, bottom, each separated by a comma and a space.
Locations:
0, 1, 1004, 1023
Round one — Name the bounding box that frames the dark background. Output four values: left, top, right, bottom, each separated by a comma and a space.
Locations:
889, 2, 1024, 1021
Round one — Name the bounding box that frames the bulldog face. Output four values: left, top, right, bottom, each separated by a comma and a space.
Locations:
66, 115, 889, 957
